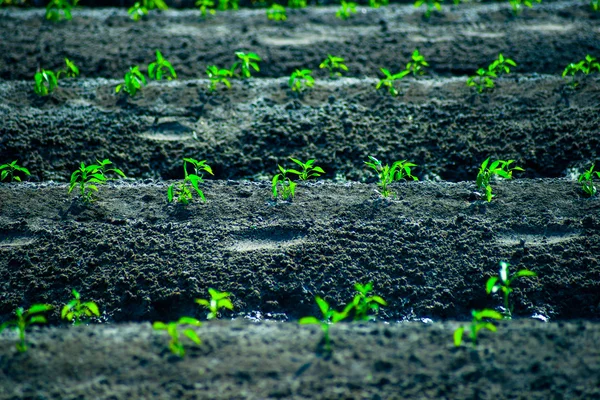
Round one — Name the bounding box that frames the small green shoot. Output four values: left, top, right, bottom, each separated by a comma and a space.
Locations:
0, 304, 53, 352
369, 0, 388, 8
46, 0, 77, 22
508, 0, 540, 16
128, 0, 168, 21
562, 55, 600, 88
299, 296, 351, 352
167, 158, 213, 204
206, 65, 232, 92
267, 3, 287, 20
61, 289, 100, 325
68, 159, 126, 203
272, 165, 297, 201
405, 49, 429, 77
592, 0, 599, 11
578, 163, 600, 197
336, 1, 357, 19
195, 288, 234, 320
287, 0, 306, 8
467, 53, 517, 93
289, 69, 315, 92
415, 0, 442, 18
453, 309, 503, 347
218, 0, 238, 11
351, 282, 387, 321
286, 158, 325, 181
115, 66, 146, 97
0, 160, 30, 182
476, 157, 523, 202
486, 261, 537, 319
232, 52, 261, 79
365, 156, 418, 198
196, 0, 216, 17
376, 68, 407, 96
34, 58, 79, 96
148, 51, 177, 81
319, 55, 348, 78
152, 317, 201, 357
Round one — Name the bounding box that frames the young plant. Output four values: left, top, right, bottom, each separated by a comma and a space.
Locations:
486, 261, 537, 319
206, 65, 232, 92
507, 0, 540, 16
351, 282, 387, 321
152, 317, 201, 357
578, 163, 600, 197
287, 0, 306, 8
196, 0, 216, 17
369, 0, 388, 8
148, 51, 177, 81
286, 158, 325, 181
0, 304, 53, 352
453, 309, 503, 347
414, 0, 442, 18
289, 69, 315, 92
167, 158, 213, 204
217, 0, 238, 11
115, 66, 146, 97
467, 53, 517, 93
267, 3, 287, 20
592, 0, 599, 11
232, 52, 261, 79
195, 288, 234, 320
272, 165, 297, 201
68, 159, 126, 203
365, 156, 418, 198
476, 157, 523, 202
562, 55, 600, 88
376, 68, 407, 96
45, 0, 77, 22
336, 0, 357, 19
61, 289, 100, 325
404, 49, 429, 77
0, 160, 30, 182
34, 58, 79, 96
128, 0, 168, 21
299, 296, 351, 352
319, 55, 348, 78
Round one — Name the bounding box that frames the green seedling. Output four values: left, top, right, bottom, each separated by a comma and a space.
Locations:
195, 288, 234, 320
0, 160, 30, 182
206, 65, 232, 92
152, 317, 201, 357
289, 69, 315, 92
508, 0, 540, 15
486, 261, 536, 318
415, 0, 442, 18
467, 53, 517, 93
267, 3, 287, 20
319, 55, 348, 78
476, 157, 523, 202
562, 55, 600, 88
453, 309, 503, 347
61, 289, 100, 325
286, 158, 325, 181
0, 304, 53, 352
196, 0, 216, 17
299, 296, 351, 352
365, 156, 418, 198
168, 158, 213, 204
115, 66, 146, 97
578, 163, 600, 197
34, 58, 79, 96
369, 0, 388, 8
405, 49, 429, 76
128, 0, 168, 21
272, 165, 297, 201
351, 282, 387, 321
336, 1, 357, 19
68, 159, 126, 203
376, 68, 407, 96
288, 0, 306, 8
148, 50, 176, 81
592, 0, 599, 11
46, 0, 77, 21
232, 52, 261, 79
218, 0, 238, 11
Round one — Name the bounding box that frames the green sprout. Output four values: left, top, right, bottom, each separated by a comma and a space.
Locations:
45, 0, 77, 22
196, 0, 216, 17
286, 158, 325, 181
592, 0, 599, 11
167, 158, 213, 204
319, 55, 348, 78
68, 159, 126, 203
351, 282, 387, 321
0, 304, 53, 352
369, 0, 388, 8
453, 309, 503, 347
34, 58, 79, 96
476, 157, 524, 202
336, 0, 357, 19
0, 160, 30, 182
272, 165, 297, 201
206, 65, 232, 92
152, 317, 202, 357
289, 69, 315, 92
217, 0, 238, 11
486, 261, 537, 319
115, 66, 146, 97
562, 55, 600, 88
404, 49, 429, 76
467, 53, 517, 93
414, 0, 442, 18
365, 156, 418, 198
148, 50, 176, 81
578, 163, 600, 197
128, 0, 168, 21
507, 0, 540, 16
232, 52, 261, 79
376, 68, 407, 96
195, 288, 234, 320
299, 296, 351, 353
61, 289, 100, 325
267, 3, 287, 20
287, 0, 306, 8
